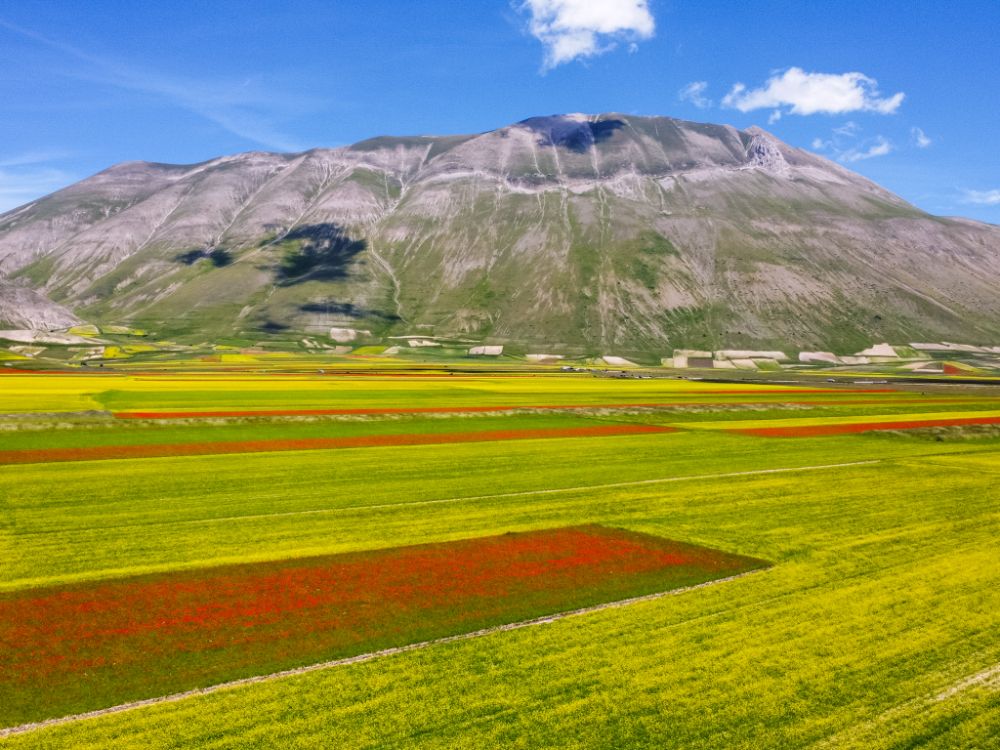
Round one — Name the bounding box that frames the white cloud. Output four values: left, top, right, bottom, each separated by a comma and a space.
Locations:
911, 126, 932, 148
811, 137, 826, 150
722, 67, 904, 116
767, 110, 781, 124
678, 81, 711, 108
962, 189, 1000, 206
519, 0, 655, 69
839, 136, 893, 163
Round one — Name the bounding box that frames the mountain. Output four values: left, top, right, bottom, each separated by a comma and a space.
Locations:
1, 113, 998, 355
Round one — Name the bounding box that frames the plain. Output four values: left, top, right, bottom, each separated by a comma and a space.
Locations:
1, 370, 999, 748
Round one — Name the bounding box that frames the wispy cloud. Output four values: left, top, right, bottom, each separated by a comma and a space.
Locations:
962, 189, 1000, 206
722, 67, 904, 116
678, 81, 711, 109
833, 121, 860, 137
0, 150, 74, 168
0, 17, 307, 151
911, 126, 932, 148
839, 136, 893, 162
0, 149, 77, 212
809, 123, 892, 163
810, 122, 859, 153
518, 0, 655, 70
0, 166, 75, 213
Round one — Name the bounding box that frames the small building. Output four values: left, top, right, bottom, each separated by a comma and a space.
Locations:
469, 345, 503, 356
671, 349, 713, 368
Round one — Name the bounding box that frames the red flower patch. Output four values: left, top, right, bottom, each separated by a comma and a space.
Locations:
0, 526, 765, 727
732, 415, 1000, 438
0, 424, 673, 465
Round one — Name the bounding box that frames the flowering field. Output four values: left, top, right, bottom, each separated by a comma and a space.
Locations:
0, 526, 763, 727
0, 423, 671, 465
0, 368, 915, 415
732, 414, 1000, 437
2, 369, 1000, 748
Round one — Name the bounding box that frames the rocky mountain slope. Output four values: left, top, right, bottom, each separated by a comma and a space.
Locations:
1, 113, 998, 354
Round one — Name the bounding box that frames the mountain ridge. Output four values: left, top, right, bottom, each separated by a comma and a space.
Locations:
1, 113, 998, 354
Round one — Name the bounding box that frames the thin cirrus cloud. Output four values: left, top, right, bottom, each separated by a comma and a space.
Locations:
810, 124, 893, 164
0, 166, 75, 212
962, 189, 1000, 206
833, 121, 861, 137
0, 151, 77, 212
678, 81, 711, 109
722, 67, 905, 117
0, 17, 308, 152
809, 122, 859, 150
838, 136, 893, 162
519, 0, 655, 69
0, 150, 74, 168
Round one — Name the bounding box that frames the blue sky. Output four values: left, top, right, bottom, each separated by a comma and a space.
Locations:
1, 0, 998, 222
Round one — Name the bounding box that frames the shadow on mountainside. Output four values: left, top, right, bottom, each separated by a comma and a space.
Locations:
175, 248, 232, 267
276, 224, 367, 284
519, 116, 626, 153
298, 300, 400, 322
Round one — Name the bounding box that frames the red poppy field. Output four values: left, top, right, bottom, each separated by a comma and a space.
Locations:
732, 414, 1000, 437
0, 423, 672, 465
0, 525, 765, 728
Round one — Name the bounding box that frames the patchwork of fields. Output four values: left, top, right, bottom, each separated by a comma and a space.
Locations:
2, 368, 999, 747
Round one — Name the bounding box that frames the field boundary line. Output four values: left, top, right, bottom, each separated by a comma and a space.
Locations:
0, 570, 764, 739
204, 459, 885, 523
933, 662, 1000, 700
808, 658, 1000, 748
895, 457, 1000, 477
8, 461, 882, 543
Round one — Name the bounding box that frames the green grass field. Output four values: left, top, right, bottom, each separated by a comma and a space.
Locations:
1, 369, 999, 747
